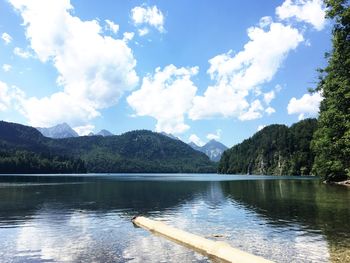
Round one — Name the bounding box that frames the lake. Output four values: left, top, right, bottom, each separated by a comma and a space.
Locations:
0, 174, 349, 262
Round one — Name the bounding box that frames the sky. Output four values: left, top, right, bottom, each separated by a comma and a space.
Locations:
0, 0, 331, 147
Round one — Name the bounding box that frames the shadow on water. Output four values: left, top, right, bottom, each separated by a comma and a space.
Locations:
220, 179, 350, 262
0, 175, 209, 222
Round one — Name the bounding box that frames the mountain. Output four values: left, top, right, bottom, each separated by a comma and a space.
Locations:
188, 142, 201, 151
0, 121, 85, 173
36, 123, 79, 138
97, 129, 113, 136
200, 140, 228, 162
160, 132, 179, 140
218, 119, 318, 176
0, 121, 216, 174
189, 140, 228, 162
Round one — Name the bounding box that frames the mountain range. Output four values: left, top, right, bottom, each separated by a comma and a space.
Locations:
0, 121, 216, 174
36, 123, 79, 138
36, 123, 114, 138
189, 140, 228, 162
35, 123, 228, 162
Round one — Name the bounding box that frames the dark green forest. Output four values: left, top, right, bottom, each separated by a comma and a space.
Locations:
311, 0, 350, 182
218, 119, 318, 176
0, 121, 216, 174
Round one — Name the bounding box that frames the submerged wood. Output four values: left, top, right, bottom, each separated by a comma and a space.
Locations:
132, 216, 273, 263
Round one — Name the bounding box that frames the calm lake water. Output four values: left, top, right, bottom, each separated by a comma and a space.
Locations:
0, 174, 349, 263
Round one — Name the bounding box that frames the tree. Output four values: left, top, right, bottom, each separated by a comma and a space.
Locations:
311, 0, 350, 181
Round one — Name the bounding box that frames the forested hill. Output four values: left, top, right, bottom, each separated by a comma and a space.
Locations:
0, 121, 216, 173
218, 119, 317, 176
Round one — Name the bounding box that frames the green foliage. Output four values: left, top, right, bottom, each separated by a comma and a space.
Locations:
0, 121, 216, 174
218, 119, 318, 176
311, 0, 350, 182
0, 149, 86, 173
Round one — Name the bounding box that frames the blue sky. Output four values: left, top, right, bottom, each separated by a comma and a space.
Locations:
0, 0, 330, 147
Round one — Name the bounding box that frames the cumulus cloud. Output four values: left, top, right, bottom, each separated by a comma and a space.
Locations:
123, 32, 134, 42
105, 19, 119, 34
263, 90, 275, 105
9, 0, 138, 127
13, 47, 32, 58
127, 64, 198, 134
1, 32, 12, 44
287, 92, 323, 120
265, 106, 276, 115
127, 65, 198, 133
188, 134, 204, 146
189, 22, 303, 121
131, 5, 165, 35
2, 64, 12, 72
138, 28, 149, 36
73, 124, 95, 136
239, 99, 264, 121
21, 92, 100, 127
206, 129, 222, 141
0, 81, 25, 112
276, 0, 326, 30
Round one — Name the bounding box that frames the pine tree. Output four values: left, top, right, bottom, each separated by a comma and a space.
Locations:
311, 0, 350, 182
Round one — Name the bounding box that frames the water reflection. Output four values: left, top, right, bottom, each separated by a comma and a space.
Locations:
220, 179, 350, 262
0, 175, 349, 262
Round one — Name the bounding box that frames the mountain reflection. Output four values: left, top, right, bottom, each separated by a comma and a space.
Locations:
0, 175, 349, 262
0, 176, 211, 222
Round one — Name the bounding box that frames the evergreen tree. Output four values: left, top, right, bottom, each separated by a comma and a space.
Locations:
311, 0, 350, 182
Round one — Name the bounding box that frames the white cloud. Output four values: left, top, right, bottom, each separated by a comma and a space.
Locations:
9, 0, 138, 127
131, 5, 165, 34
189, 22, 303, 121
287, 92, 323, 120
1, 32, 12, 44
0, 81, 24, 112
73, 124, 95, 136
123, 32, 134, 42
263, 90, 275, 105
265, 106, 276, 115
127, 64, 198, 134
105, 19, 119, 34
257, 124, 266, 131
189, 82, 250, 120
188, 134, 204, 147
276, 0, 326, 31
13, 47, 32, 58
206, 129, 222, 141
138, 28, 149, 36
2, 64, 12, 72
21, 92, 100, 127
239, 99, 264, 121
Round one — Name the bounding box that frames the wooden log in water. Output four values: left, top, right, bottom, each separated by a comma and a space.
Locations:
132, 216, 273, 263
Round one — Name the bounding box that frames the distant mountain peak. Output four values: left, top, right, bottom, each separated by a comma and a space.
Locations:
97, 129, 113, 136
188, 141, 201, 151
36, 123, 79, 139
188, 139, 228, 162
